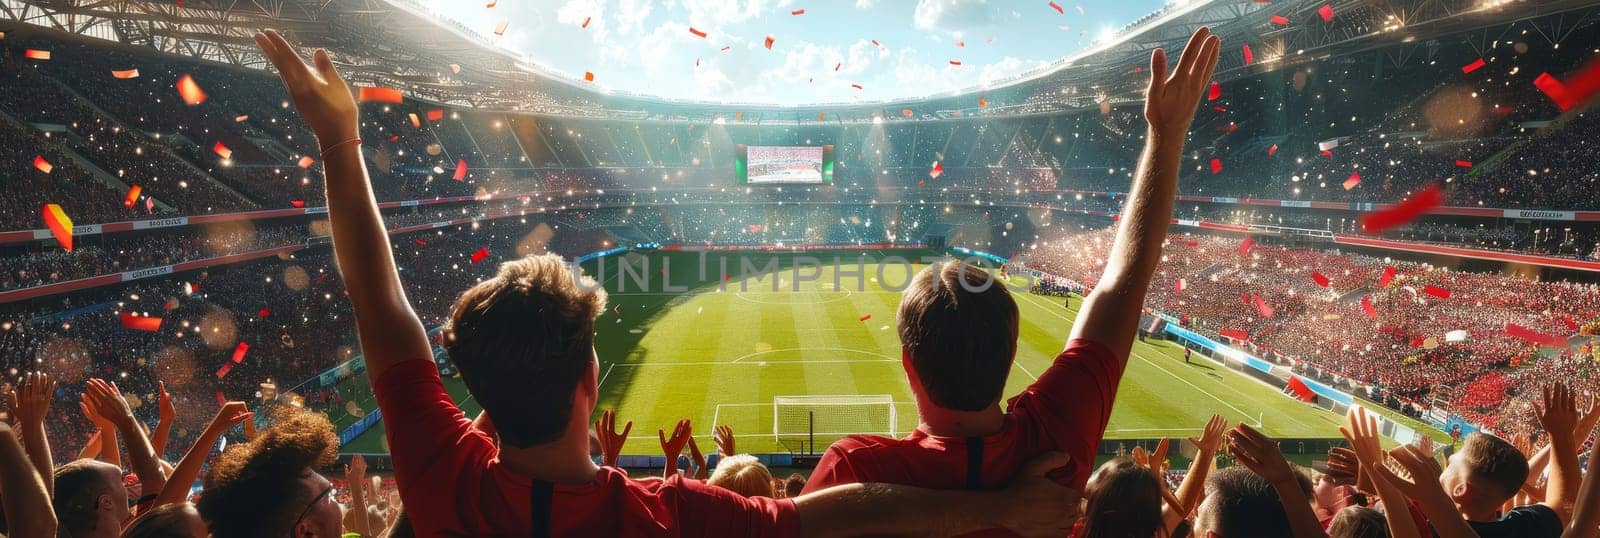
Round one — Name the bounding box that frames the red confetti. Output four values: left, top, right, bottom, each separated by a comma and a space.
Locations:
1506, 323, 1566, 347
917, 180, 925, 187
584, 71, 595, 82
1320, 149, 1333, 158
1267, 144, 1278, 156
956, 41, 965, 48
1359, 184, 1444, 233
24, 49, 50, 60
119, 312, 163, 332
1342, 171, 1361, 190
357, 86, 404, 104
177, 74, 207, 105
902, 108, 914, 117
721, 45, 731, 52
212, 141, 232, 159
1212, 106, 1227, 112
1238, 237, 1254, 256
1423, 285, 1451, 299
689, 27, 707, 38
1452, 160, 1474, 168
1311, 272, 1330, 287
1379, 266, 1397, 287
427, 109, 445, 121
950, 60, 962, 66
215, 363, 233, 379
858, 314, 871, 322
494, 19, 509, 35
485, 0, 495, 6
258, 308, 271, 318
453, 159, 468, 181
1207, 81, 1221, 101
1253, 295, 1275, 318
124, 185, 141, 208
112, 68, 141, 79
291, 200, 305, 208
1361, 296, 1377, 318
834, 63, 842, 71
1175, 279, 1187, 293
1048, 1, 1064, 14
388, 135, 400, 142
582, 16, 590, 29
791, 8, 805, 15
471, 247, 490, 264
408, 113, 421, 129
413, 239, 428, 246
977, 97, 988, 107
1317, 4, 1333, 21
871, 39, 881, 47
851, 83, 863, 90
1461, 58, 1485, 74
1209, 158, 1223, 174
1270, 15, 1289, 25
297, 156, 315, 168
232, 341, 249, 363
1241, 45, 1254, 65
929, 161, 944, 179
32, 155, 53, 174
765, 35, 775, 49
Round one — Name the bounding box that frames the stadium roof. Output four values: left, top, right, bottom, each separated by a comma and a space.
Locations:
2, 0, 1596, 120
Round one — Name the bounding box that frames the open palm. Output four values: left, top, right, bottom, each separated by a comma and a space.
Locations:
1144, 27, 1222, 139
253, 29, 359, 144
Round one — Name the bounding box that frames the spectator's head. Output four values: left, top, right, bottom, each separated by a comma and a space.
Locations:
1081, 458, 1164, 538
1326, 506, 1386, 538
122, 502, 207, 538
443, 253, 607, 448
1441, 433, 1527, 512
1194, 467, 1292, 538
898, 261, 1019, 411
52, 459, 128, 538
707, 455, 776, 498
196, 409, 341, 537
783, 473, 807, 499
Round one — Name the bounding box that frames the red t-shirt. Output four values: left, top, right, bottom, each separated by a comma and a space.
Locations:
374, 359, 799, 537
803, 338, 1122, 494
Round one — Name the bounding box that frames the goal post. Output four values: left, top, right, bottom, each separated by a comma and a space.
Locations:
773, 395, 898, 453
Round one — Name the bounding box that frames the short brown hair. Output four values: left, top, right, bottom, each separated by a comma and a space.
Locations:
443, 254, 607, 447
897, 261, 1019, 411
1459, 433, 1528, 500
198, 408, 339, 537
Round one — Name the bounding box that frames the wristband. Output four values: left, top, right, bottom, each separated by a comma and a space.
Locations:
320, 137, 362, 158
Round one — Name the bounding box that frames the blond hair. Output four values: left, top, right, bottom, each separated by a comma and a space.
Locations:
708, 455, 776, 498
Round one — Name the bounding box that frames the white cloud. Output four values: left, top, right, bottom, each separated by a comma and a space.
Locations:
913, 0, 995, 33
978, 56, 1047, 86
614, 0, 655, 35
855, 0, 876, 8
681, 0, 770, 27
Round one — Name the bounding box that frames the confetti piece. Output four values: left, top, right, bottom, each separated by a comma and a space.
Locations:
413, 239, 428, 246
1048, 1, 1063, 14
232, 342, 249, 363
1267, 144, 1278, 156
1175, 279, 1187, 293
851, 83, 863, 90
1318, 139, 1340, 151
690, 27, 707, 38
949, 60, 962, 66
1342, 171, 1361, 190
212, 141, 232, 159
119, 312, 163, 332
1209, 158, 1222, 174
43, 204, 72, 252
977, 97, 987, 107
485, 0, 495, 6
1423, 285, 1450, 299
1535, 72, 1579, 111
1270, 15, 1289, 25
1304, 272, 1330, 289
297, 156, 315, 168
1317, 4, 1333, 21
408, 113, 421, 128
453, 159, 468, 181
584, 71, 595, 82
581, 16, 591, 29
1320, 149, 1333, 158
1359, 184, 1443, 233
470, 247, 490, 264
1506, 323, 1566, 347
146, 197, 154, 213
450, 64, 462, 74
858, 314, 871, 321
929, 161, 944, 179
291, 200, 305, 208
1454, 160, 1472, 168
24, 49, 50, 60
1379, 266, 1397, 287
735, 111, 744, 121
427, 108, 445, 121
258, 308, 271, 318
956, 40, 965, 48
765, 35, 775, 49
902, 108, 914, 117
388, 135, 400, 142
1461, 58, 1485, 74
1241, 45, 1254, 65
721, 45, 732, 52
235, 115, 249, 122
834, 62, 841, 71
1253, 295, 1275, 318
124, 185, 141, 208
112, 68, 140, 79
1238, 237, 1254, 256
1361, 296, 1377, 318
871, 39, 881, 47
177, 74, 206, 105
494, 19, 509, 35
1207, 81, 1221, 101
358, 86, 404, 103
917, 180, 926, 187
817, 112, 826, 121
32, 155, 52, 174
791, 8, 805, 15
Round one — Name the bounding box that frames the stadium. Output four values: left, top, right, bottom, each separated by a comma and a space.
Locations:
2, 0, 1600, 535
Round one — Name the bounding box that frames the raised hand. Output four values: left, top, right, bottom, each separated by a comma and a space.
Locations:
687, 436, 708, 480
1539, 382, 1581, 439
83, 379, 134, 429
659, 418, 691, 477
1339, 406, 1384, 467
207, 401, 254, 435
715, 425, 736, 457
11, 372, 54, 427
594, 409, 631, 468
157, 382, 175, 423
1144, 27, 1222, 139
1324, 447, 1360, 487
1227, 423, 1295, 487
252, 29, 359, 144
347, 453, 368, 483
1189, 414, 1228, 453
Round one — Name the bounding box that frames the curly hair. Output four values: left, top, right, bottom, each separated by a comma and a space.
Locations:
196, 407, 338, 537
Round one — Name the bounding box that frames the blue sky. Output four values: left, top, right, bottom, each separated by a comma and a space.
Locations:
415, 0, 1170, 105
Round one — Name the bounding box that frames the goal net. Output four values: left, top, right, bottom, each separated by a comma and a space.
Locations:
773, 395, 898, 443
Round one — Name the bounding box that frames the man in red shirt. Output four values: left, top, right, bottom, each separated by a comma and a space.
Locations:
253, 30, 1083, 537
804, 27, 1222, 496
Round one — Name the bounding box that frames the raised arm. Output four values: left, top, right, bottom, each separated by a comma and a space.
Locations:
152, 381, 175, 458
1228, 424, 1325, 538
11, 371, 56, 497
85, 378, 166, 498
1342, 406, 1419, 538
595, 409, 630, 468
348, 454, 373, 538
0, 422, 58, 537
793, 452, 1081, 537
1069, 27, 1221, 360
1377, 444, 1480, 538
253, 29, 431, 381
1538, 383, 1583, 525
154, 401, 252, 507
1563, 423, 1600, 538
659, 419, 691, 478
80, 393, 120, 469
1165, 413, 1226, 532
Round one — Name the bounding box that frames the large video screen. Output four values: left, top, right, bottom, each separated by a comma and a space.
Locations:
736, 145, 834, 184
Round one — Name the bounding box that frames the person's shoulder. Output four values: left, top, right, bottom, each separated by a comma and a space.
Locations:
1060, 338, 1117, 361
825, 434, 916, 457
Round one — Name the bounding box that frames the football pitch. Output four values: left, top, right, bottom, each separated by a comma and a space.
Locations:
339, 249, 1448, 455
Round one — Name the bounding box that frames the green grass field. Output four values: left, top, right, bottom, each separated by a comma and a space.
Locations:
339, 249, 1448, 455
